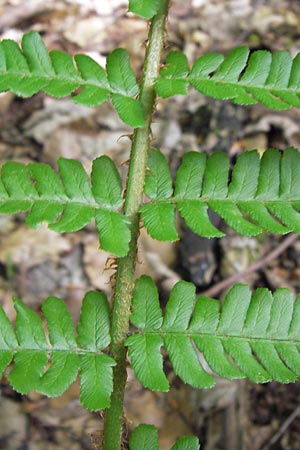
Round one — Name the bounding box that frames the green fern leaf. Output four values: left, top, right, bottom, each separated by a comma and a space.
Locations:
141, 147, 300, 240
128, 0, 160, 19
129, 424, 200, 450
38, 297, 79, 397
106, 48, 145, 127
106, 48, 139, 97
126, 276, 300, 391
156, 47, 300, 109
155, 51, 189, 97
73, 54, 110, 106
130, 274, 163, 330
0, 157, 131, 257
92, 156, 123, 208
129, 424, 159, 450
0, 306, 17, 376
170, 436, 200, 450
0, 292, 115, 411
127, 276, 168, 390
140, 148, 179, 241
45, 50, 82, 97
144, 148, 173, 199
77, 291, 115, 410
0, 31, 145, 128
126, 333, 169, 392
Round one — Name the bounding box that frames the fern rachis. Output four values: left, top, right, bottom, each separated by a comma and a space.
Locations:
0, 1, 300, 449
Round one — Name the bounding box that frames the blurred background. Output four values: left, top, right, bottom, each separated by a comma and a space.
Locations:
1, 0, 300, 449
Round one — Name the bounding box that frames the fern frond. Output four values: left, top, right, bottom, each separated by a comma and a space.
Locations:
129, 424, 200, 450
0, 31, 145, 128
140, 147, 300, 241
0, 156, 130, 257
0, 292, 115, 411
126, 276, 300, 391
156, 48, 300, 109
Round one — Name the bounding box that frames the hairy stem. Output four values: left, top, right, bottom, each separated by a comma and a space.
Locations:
103, 3, 170, 449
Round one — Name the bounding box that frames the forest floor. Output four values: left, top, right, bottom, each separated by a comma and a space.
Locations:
1, 1, 300, 449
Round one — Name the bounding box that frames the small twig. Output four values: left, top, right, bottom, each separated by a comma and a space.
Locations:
202, 233, 299, 298
260, 403, 300, 450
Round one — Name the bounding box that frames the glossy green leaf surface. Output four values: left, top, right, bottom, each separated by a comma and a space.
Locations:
170, 436, 200, 450
0, 293, 115, 411
141, 147, 300, 240
126, 277, 300, 391
156, 47, 300, 109
0, 156, 130, 257
128, 0, 160, 19
129, 424, 159, 450
129, 424, 200, 450
0, 31, 144, 127
155, 51, 189, 97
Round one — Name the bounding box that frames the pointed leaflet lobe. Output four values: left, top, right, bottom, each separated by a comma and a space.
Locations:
44, 50, 81, 97
1, 161, 37, 210
170, 436, 200, 450
144, 148, 173, 199
212, 46, 249, 82
189, 53, 224, 81
38, 297, 78, 396
130, 275, 163, 330
95, 209, 131, 257
49, 158, 94, 232
140, 202, 178, 241
126, 277, 169, 391
126, 334, 169, 391
106, 48, 138, 96
8, 298, 48, 394
111, 93, 145, 128
106, 48, 145, 127
228, 150, 260, 199
1, 39, 40, 96
57, 158, 94, 202
21, 31, 54, 77
77, 291, 116, 411
189, 297, 243, 380
77, 291, 111, 351
162, 282, 214, 389
174, 151, 223, 237
240, 50, 271, 85
73, 54, 110, 107
162, 281, 195, 331
156, 51, 189, 97
141, 148, 178, 241
92, 156, 123, 208
91, 156, 131, 256
80, 354, 115, 411
175, 151, 206, 198
202, 152, 229, 198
